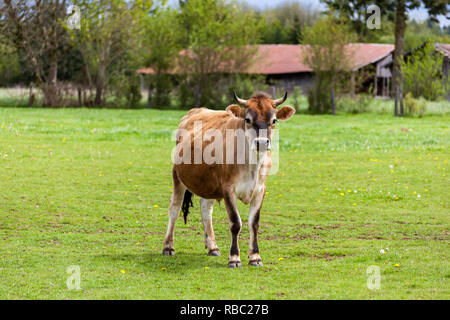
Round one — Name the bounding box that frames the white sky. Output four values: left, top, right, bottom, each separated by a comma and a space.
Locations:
167, 0, 449, 27
244, 0, 449, 27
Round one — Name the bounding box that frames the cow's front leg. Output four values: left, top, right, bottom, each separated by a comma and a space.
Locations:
248, 186, 265, 266
224, 191, 242, 268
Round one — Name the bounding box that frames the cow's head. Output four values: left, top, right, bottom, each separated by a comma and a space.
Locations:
227, 91, 295, 152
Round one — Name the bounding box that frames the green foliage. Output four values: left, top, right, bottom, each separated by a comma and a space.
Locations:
401, 42, 447, 101
321, 0, 394, 42
107, 73, 142, 108
175, 0, 261, 108
403, 20, 450, 51
404, 92, 427, 117
151, 74, 173, 108
291, 86, 303, 113
260, 18, 289, 44
0, 44, 22, 86
68, 0, 153, 106
125, 75, 143, 108
377, 19, 450, 52
337, 94, 374, 114
142, 7, 180, 108
226, 75, 267, 105
302, 16, 356, 114
307, 73, 333, 114
257, 1, 319, 44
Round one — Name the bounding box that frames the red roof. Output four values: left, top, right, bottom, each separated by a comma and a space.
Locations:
346, 43, 395, 70
246, 44, 312, 74
137, 43, 395, 75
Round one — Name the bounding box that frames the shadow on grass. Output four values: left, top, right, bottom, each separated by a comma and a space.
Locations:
92, 252, 227, 271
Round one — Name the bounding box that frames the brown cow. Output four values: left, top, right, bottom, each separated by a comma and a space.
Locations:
163, 92, 295, 267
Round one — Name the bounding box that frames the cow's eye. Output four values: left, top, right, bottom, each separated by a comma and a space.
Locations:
245, 118, 251, 124
272, 119, 277, 124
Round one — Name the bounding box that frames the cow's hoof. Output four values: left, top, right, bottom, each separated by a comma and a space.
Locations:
228, 261, 242, 268
208, 249, 221, 256
162, 248, 175, 256
249, 259, 263, 267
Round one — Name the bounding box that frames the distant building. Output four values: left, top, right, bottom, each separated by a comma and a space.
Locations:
435, 43, 450, 79
137, 43, 395, 97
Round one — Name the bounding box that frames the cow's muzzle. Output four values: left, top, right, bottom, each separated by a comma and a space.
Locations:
252, 138, 271, 152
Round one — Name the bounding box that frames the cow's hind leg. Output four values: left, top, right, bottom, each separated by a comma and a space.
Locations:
162, 167, 186, 256
224, 191, 242, 268
200, 198, 220, 256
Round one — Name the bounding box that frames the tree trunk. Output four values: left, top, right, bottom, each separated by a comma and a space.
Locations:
28, 85, 35, 107
95, 65, 105, 106
374, 76, 378, 97
147, 86, 152, 108
42, 57, 59, 107
392, 0, 406, 117
331, 86, 336, 116
78, 87, 82, 107
395, 85, 399, 117
147, 78, 152, 108
350, 71, 355, 97
194, 84, 200, 108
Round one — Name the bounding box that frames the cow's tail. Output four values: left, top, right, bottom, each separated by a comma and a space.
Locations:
181, 190, 193, 224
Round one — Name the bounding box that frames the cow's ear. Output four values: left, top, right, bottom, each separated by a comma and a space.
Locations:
226, 104, 243, 118
277, 105, 295, 121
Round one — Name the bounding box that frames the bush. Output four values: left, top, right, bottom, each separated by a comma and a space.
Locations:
109, 74, 142, 108
291, 86, 303, 113
152, 74, 173, 108
404, 93, 427, 117
307, 74, 332, 114
337, 94, 373, 114
401, 42, 447, 101
227, 75, 267, 104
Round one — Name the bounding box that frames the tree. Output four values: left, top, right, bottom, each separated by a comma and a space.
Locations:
176, 0, 261, 108
1, 0, 70, 107
257, 1, 319, 44
403, 19, 450, 52
322, 0, 448, 116
68, 0, 153, 106
401, 42, 448, 101
302, 16, 355, 115
391, 0, 447, 116
321, 0, 393, 41
288, 14, 303, 44
143, 7, 181, 107
0, 41, 22, 87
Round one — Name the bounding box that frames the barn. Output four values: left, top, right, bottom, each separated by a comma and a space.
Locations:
437, 43, 450, 79
244, 44, 395, 97
137, 43, 395, 97
436, 43, 450, 100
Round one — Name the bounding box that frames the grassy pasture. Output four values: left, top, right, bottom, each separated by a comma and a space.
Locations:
0, 107, 448, 299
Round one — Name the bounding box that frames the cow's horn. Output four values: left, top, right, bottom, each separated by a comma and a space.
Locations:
234, 91, 248, 106
274, 91, 288, 106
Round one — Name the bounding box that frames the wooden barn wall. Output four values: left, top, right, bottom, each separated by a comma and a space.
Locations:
266, 73, 314, 94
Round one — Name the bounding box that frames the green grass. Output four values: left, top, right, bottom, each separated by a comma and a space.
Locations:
0, 107, 449, 299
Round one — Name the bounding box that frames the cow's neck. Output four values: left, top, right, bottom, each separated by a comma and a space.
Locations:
235, 150, 270, 204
